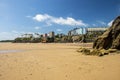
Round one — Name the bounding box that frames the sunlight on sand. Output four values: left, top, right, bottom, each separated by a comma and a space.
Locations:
0, 43, 120, 80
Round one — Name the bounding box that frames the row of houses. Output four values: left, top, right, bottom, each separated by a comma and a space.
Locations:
14, 27, 108, 43
20, 31, 55, 38
40, 31, 56, 43
20, 27, 107, 38
42, 31, 55, 38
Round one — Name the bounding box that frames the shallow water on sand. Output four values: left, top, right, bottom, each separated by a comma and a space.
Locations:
0, 50, 23, 53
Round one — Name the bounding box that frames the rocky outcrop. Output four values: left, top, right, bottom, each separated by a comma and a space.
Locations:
77, 48, 109, 56
93, 16, 120, 50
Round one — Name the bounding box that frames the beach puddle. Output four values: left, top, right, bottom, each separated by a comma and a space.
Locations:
0, 50, 23, 54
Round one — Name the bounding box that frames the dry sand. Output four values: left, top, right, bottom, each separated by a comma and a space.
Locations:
0, 43, 120, 80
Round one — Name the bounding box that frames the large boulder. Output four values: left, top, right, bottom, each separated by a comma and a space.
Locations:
93, 16, 120, 50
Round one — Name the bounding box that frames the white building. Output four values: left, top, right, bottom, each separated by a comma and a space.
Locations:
68, 28, 86, 36
68, 27, 107, 36
48, 31, 55, 38
87, 28, 107, 32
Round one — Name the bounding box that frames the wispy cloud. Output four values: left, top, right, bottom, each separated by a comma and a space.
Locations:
92, 24, 97, 27
108, 20, 113, 26
12, 30, 19, 33
97, 21, 106, 25
0, 31, 20, 40
34, 26, 41, 30
26, 15, 32, 18
33, 14, 87, 27
56, 29, 62, 32
0, 30, 39, 40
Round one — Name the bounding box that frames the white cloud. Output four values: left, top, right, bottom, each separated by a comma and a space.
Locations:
34, 26, 41, 30
56, 29, 62, 32
33, 14, 87, 27
33, 14, 51, 22
108, 20, 113, 26
52, 17, 87, 26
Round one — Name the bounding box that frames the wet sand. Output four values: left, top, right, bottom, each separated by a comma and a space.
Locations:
0, 43, 120, 80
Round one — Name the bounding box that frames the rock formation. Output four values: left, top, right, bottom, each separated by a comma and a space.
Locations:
93, 16, 120, 50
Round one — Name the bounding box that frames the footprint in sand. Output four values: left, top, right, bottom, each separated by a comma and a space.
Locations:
0, 74, 2, 77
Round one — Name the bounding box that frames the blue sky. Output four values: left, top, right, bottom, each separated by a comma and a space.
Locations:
0, 0, 120, 40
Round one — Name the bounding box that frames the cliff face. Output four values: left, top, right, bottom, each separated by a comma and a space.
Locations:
93, 16, 120, 50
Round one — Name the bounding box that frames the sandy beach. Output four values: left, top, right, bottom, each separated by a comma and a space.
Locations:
0, 43, 120, 80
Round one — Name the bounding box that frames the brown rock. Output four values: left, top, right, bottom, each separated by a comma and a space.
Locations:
93, 16, 120, 50
77, 48, 90, 55
90, 49, 103, 56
